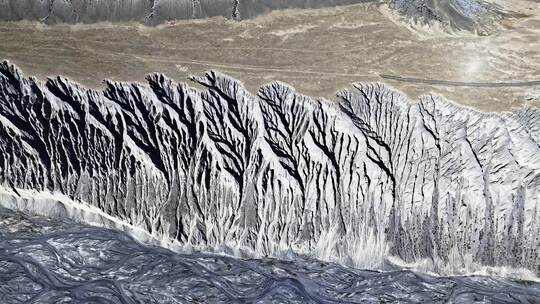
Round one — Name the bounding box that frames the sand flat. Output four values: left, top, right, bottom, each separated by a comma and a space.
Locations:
1, 2, 539, 111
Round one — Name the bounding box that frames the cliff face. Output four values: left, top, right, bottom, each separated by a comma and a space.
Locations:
0, 0, 371, 24
0, 62, 538, 273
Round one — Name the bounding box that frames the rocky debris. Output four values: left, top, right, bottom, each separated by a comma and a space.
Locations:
0, 61, 538, 274
389, 0, 505, 34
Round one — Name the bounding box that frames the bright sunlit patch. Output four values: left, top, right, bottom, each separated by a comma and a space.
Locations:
461, 56, 486, 81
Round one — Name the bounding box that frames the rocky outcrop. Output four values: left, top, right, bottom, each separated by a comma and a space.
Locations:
0, 61, 538, 274
389, 0, 505, 34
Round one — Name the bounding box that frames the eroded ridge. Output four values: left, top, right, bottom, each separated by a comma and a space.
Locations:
0, 62, 538, 274
389, 0, 505, 34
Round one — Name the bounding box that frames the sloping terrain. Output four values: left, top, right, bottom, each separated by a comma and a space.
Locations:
2, 207, 539, 303
1, 62, 538, 276
0, 0, 511, 34
388, 0, 505, 34
0, 0, 374, 24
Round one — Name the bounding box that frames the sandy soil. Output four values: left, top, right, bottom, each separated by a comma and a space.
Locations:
1, 1, 539, 111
